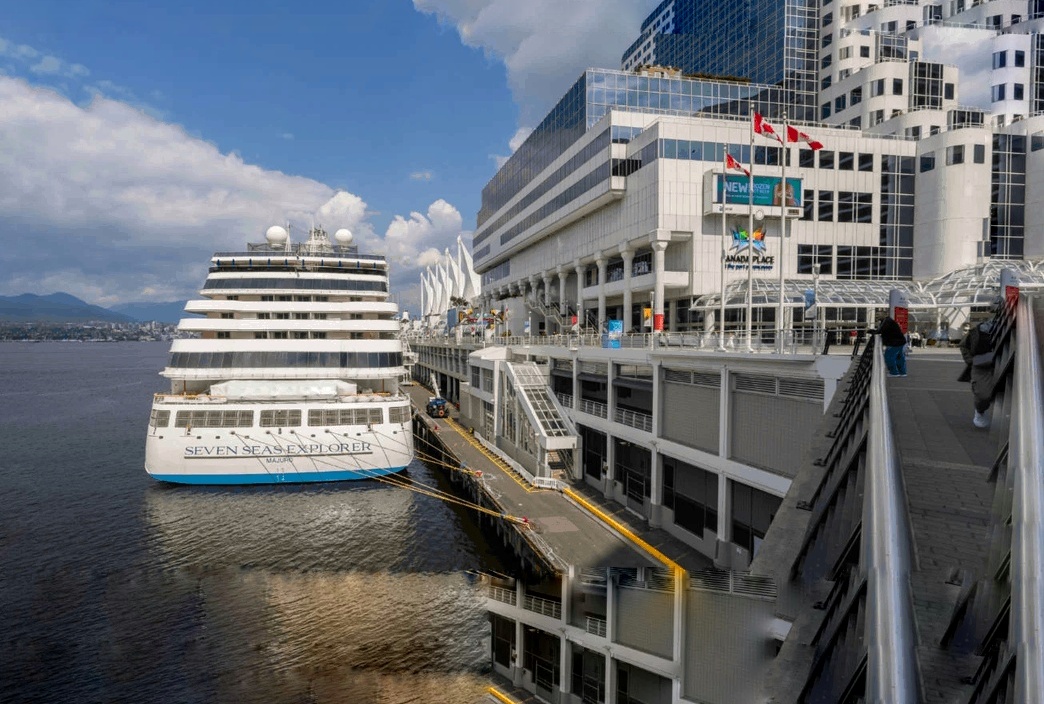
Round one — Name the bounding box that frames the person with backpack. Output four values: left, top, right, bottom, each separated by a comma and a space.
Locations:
960, 298, 1002, 428
872, 315, 908, 376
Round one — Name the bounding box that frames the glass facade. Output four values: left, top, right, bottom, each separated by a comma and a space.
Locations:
476, 68, 789, 232
991, 134, 1026, 258
619, 0, 818, 121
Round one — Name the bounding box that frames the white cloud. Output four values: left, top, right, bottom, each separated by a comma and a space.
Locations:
281, 132, 294, 140
492, 125, 534, 168
414, 0, 658, 125
410, 170, 434, 181
919, 26, 993, 110
30, 55, 62, 75
0, 76, 460, 313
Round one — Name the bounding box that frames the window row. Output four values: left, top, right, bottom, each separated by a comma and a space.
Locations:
919, 143, 986, 171
991, 83, 1025, 102
150, 405, 410, 429
800, 190, 874, 223
204, 278, 387, 292
168, 351, 404, 369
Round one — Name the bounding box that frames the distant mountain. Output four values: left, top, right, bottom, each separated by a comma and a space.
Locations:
0, 293, 136, 323
111, 301, 196, 323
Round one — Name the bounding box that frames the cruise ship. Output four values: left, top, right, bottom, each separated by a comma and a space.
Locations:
145, 224, 413, 484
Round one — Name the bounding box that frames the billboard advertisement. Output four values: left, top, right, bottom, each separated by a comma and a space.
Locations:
603, 319, 623, 349
716, 174, 802, 207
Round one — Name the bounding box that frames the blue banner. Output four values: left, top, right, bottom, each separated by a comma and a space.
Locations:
717, 175, 802, 207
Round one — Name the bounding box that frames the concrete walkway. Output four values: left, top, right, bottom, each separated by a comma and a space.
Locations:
886, 354, 1001, 704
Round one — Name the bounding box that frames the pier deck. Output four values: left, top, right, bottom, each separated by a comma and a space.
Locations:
404, 384, 663, 569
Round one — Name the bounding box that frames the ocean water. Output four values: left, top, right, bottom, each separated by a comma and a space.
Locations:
0, 342, 512, 703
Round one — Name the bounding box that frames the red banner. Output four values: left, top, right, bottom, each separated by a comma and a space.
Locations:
893, 307, 908, 334
654, 314, 664, 331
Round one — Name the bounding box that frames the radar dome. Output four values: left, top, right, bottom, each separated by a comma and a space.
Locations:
334, 228, 354, 245
265, 225, 289, 245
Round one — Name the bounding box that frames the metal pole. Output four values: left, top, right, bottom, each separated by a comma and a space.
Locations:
746, 111, 755, 352
720, 144, 729, 350
778, 110, 788, 353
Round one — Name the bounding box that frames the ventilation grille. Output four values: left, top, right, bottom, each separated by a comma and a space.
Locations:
664, 368, 721, 388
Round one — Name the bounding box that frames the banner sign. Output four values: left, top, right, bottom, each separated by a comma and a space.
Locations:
603, 319, 623, 349
716, 174, 803, 207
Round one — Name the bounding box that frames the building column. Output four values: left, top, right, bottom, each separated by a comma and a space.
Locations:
513, 580, 525, 687
668, 299, 679, 332
603, 434, 615, 499
649, 442, 662, 528
559, 570, 573, 697
596, 256, 608, 329
558, 267, 569, 311
604, 573, 617, 704
620, 246, 634, 332
651, 240, 668, 331
574, 261, 585, 328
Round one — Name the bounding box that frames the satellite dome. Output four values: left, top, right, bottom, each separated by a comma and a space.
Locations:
334, 228, 353, 245
265, 225, 289, 245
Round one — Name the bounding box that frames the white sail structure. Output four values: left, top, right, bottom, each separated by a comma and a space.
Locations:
457, 235, 480, 302
447, 248, 465, 300
422, 269, 434, 319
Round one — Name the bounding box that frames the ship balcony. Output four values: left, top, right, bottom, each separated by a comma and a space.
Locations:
184, 300, 400, 315
160, 366, 406, 381
177, 319, 402, 334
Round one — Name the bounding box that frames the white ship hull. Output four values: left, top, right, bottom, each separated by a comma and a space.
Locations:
146, 400, 414, 485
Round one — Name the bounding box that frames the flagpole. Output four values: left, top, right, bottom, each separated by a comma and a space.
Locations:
778, 110, 788, 353
746, 110, 754, 352
720, 143, 728, 351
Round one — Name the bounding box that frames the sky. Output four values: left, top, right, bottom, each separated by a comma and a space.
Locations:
0, 0, 658, 315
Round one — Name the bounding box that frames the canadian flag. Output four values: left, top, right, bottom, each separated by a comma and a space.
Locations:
753, 112, 781, 142
725, 153, 750, 176
787, 125, 824, 150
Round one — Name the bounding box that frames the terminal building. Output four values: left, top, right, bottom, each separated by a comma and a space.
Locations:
412, 2, 1044, 702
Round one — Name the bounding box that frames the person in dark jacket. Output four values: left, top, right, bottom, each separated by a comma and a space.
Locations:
875, 316, 907, 376
960, 298, 1002, 428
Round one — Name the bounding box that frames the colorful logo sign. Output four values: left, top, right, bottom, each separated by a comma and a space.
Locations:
730, 225, 766, 253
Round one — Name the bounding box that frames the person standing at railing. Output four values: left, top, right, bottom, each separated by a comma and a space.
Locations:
960, 298, 1002, 429
871, 315, 907, 377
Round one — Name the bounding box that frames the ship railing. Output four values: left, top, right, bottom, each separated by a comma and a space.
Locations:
522, 594, 563, 620
488, 585, 517, 606
153, 391, 406, 403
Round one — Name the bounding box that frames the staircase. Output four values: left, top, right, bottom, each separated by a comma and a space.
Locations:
529, 296, 570, 332
503, 362, 579, 480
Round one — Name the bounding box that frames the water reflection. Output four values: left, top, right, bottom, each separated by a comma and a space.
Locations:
143, 480, 493, 702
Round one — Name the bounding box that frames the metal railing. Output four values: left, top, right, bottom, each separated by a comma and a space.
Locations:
488, 585, 517, 606
689, 569, 777, 599
614, 406, 653, 432
585, 616, 607, 637
522, 594, 562, 620
556, 393, 574, 408
578, 398, 608, 418
790, 334, 919, 703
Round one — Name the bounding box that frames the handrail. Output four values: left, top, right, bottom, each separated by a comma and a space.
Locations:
1010, 294, 1044, 702
863, 341, 919, 703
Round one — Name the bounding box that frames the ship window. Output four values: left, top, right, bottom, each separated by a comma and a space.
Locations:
389, 406, 411, 423
174, 410, 253, 428
260, 410, 302, 427
368, 408, 384, 424
149, 409, 171, 428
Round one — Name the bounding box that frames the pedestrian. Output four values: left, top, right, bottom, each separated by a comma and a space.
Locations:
873, 315, 907, 376
960, 298, 1002, 428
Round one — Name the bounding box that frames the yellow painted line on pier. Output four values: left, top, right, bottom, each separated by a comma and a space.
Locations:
444, 417, 544, 494
486, 686, 518, 704
562, 487, 683, 574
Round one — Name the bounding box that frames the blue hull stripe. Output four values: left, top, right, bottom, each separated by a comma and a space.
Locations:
149, 466, 407, 485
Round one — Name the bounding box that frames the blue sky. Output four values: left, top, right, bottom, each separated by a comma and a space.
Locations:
0, 0, 657, 313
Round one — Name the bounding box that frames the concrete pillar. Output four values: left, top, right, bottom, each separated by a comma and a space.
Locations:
651, 240, 668, 331
604, 574, 617, 703
514, 580, 525, 687
558, 266, 569, 316
672, 569, 685, 696
543, 275, 552, 307
649, 443, 662, 528
669, 299, 679, 332
574, 261, 585, 328
596, 256, 608, 329
559, 571, 573, 697
621, 247, 634, 332
604, 434, 615, 500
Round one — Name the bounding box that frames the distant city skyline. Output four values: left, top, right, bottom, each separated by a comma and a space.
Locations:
0, 0, 659, 313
